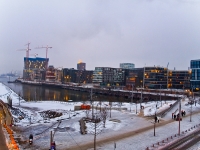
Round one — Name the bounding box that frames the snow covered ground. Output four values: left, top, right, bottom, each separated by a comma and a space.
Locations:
1, 82, 200, 150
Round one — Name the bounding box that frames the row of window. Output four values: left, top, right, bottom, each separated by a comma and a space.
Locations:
191, 60, 200, 68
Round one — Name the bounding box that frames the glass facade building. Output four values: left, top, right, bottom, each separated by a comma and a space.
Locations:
190, 59, 200, 91
92, 67, 125, 86
120, 63, 135, 69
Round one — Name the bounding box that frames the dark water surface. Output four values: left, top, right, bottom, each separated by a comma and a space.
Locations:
0, 77, 127, 103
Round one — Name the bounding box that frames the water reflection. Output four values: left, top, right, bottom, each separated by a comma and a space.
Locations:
0, 77, 127, 102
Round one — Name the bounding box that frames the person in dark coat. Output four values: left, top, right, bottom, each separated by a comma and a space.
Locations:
174, 114, 176, 120
181, 111, 184, 117
155, 116, 157, 123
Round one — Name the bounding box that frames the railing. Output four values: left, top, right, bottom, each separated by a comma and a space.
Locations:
159, 98, 180, 118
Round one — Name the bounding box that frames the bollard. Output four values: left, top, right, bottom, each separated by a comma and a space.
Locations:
152, 144, 154, 147
174, 134, 176, 137
158, 142, 159, 145
167, 138, 168, 141
194, 126, 195, 128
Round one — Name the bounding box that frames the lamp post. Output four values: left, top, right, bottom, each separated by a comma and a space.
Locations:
167, 62, 169, 89
178, 98, 181, 135
190, 86, 194, 122
140, 88, 143, 110
154, 118, 156, 136
154, 106, 157, 136
136, 89, 138, 114
143, 66, 145, 89
130, 84, 133, 112
160, 84, 162, 107
90, 88, 94, 119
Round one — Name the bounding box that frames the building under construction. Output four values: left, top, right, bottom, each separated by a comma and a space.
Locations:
23, 57, 49, 80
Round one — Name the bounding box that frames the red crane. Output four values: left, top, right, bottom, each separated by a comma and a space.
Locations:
35, 45, 52, 70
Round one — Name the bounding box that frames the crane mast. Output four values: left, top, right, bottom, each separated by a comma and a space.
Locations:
17, 42, 31, 80
35, 45, 52, 70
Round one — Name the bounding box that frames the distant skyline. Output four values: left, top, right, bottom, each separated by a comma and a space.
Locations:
1, 0, 200, 73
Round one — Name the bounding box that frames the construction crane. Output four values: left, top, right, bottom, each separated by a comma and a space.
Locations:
35, 45, 52, 70
17, 42, 31, 69
29, 53, 38, 58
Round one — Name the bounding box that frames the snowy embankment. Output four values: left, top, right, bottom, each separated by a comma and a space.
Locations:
1, 82, 200, 150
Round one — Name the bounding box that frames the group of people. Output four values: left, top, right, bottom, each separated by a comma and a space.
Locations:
172, 110, 186, 120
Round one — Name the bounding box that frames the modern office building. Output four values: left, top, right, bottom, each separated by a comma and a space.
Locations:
190, 59, 200, 91
143, 66, 191, 89
62, 68, 93, 84
168, 70, 191, 89
144, 66, 168, 89
77, 61, 86, 70
46, 65, 56, 82
92, 67, 125, 86
76, 70, 93, 84
23, 57, 49, 80
120, 63, 135, 69
124, 68, 144, 89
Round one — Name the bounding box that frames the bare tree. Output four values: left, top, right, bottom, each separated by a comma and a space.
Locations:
118, 102, 122, 111
85, 110, 90, 119
109, 101, 112, 118
101, 107, 108, 128
88, 114, 103, 150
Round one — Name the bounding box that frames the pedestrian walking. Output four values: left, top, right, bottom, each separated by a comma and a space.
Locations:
181, 111, 183, 117
155, 116, 157, 123
157, 117, 160, 123
174, 114, 176, 120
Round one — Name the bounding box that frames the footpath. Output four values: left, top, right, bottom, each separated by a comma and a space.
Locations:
0, 123, 9, 150
65, 110, 200, 150
0, 99, 19, 150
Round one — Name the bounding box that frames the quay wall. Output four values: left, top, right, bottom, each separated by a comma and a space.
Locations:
16, 79, 179, 101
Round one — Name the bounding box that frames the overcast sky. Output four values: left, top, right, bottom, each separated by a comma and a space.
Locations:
0, 0, 200, 73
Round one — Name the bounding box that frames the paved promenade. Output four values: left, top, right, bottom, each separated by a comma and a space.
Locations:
0, 100, 12, 150
0, 120, 8, 150
63, 110, 200, 150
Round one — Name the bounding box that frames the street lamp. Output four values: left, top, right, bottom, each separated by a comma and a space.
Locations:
154, 105, 157, 136
160, 84, 162, 107
178, 98, 181, 135
167, 62, 169, 89
130, 84, 133, 112
140, 87, 143, 110
190, 86, 194, 122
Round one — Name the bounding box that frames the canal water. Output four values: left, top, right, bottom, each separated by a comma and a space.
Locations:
0, 77, 128, 103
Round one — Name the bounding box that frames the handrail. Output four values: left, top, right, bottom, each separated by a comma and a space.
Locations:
160, 98, 180, 118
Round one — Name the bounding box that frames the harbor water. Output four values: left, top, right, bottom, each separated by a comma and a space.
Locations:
0, 77, 127, 103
